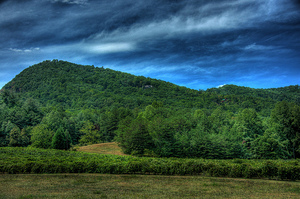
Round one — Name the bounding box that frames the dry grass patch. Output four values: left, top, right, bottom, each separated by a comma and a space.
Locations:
0, 174, 299, 199
77, 142, 127, 155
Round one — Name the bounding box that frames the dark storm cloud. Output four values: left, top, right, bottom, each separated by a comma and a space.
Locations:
0, 0, 299, 89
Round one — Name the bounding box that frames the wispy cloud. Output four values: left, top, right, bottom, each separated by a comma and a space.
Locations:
50, 0, 88, 5
9, 47, 40, 53
84, 42, 136, 54
244, 43, 276, 51
89, 1, 262, 46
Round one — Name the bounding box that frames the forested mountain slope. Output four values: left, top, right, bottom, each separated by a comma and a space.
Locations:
1, 60, 299, 159
3, 60, 299, 112
3, 60, 202, 110
207, 84, 300, 104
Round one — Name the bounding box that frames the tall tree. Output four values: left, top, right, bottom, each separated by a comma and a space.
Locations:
52, 127, 69, 150
30, 124, 54, 149
251, 130, 290, 159
79, 121, 102, 145
270, 101, 300, 158
117, 117, 153, 156
8, 126, 21, 147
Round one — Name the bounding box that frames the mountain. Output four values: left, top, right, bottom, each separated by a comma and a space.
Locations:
3, 60, 299, 113
3, 60, 202, 110
1, 60, 300, 159
207, 84, 300, 103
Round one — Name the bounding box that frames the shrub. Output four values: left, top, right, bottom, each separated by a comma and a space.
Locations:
0, 147, 299, 181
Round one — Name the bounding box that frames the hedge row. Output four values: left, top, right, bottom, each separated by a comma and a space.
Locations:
0, 147, 299, 180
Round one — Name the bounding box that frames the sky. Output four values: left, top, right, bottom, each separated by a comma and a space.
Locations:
0, 0, 300, 90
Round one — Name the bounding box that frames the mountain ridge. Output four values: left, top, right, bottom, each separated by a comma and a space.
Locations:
2, 60, 300, 112
1, 60, 300, 159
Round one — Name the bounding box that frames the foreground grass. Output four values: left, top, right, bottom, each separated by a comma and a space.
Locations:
77, 142, 127, 156
0, 174, 299, 199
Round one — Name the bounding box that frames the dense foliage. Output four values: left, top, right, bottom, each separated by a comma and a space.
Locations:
0, 60, 299, 159
1, 147, 299, 180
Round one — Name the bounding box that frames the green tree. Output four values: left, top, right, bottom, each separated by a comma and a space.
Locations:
21, 98, 44, 126
52, 127, 69, 150
251, 130, 290, 159
270, 101, 300, 158
1, 90, 19, 108
0, 121, 17, 147
237, 108, 264, 138
193, 109, 210, 132
8, 126, 21, 147
41, 110, 67, 132
30, 124, 54, 149
290, 104, 300, 158
101, 107, 132, 142
270, 101, 292, 139
208, 107, 232, 134
8, 126, 31, 147
64, 130, 72, 150
117, 117, 153, 156
79, 121, 102, 145
231, 108, 264, 157
147, 116, 173, 157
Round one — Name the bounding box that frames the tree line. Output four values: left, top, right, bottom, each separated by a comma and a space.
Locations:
1, 89, 299, 159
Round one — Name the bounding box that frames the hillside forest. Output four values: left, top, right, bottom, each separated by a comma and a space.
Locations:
1, 60, 299, 159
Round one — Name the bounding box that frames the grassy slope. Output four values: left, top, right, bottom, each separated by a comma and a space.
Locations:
77, 142, 127, 156
0, 174, 299, 199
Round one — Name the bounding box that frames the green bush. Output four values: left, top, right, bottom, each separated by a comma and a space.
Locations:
0, 147, 299, 181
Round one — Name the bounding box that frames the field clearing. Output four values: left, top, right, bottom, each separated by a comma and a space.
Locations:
77, 142, 127, 156
0, 174, 299, 199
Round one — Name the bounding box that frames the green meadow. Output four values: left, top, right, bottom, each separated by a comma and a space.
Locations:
1, 144, 299, 199
0, 174, 299, 199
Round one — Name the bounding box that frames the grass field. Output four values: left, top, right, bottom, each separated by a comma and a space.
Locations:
77, 142, 126, 156
0, 174, 299, 199
1, 144, 299, 198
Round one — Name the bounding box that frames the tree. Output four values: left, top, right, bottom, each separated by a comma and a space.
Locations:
270, 101, 292, 139
21, 98, 44, 126
237, 108, 264, 138
270, 101, 300, 158
116, 117, 153, 156
8, 127, 31, 147
147, 116, 171, 157
52, 127, 70, 150
30, 124, 54, 149
64, 130, 72, 150
1, 90, 19, 108
208, 107, 232, 134
230, 108, 264, 156
290, 104, 300, 158
41, 110, 67, 132
0, 121, 17, 147
251, 130, 290, 159
8, 126, 21, 147
79, 121, 102, 145
101, 107, 133, 142
193, 109, 210, 132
